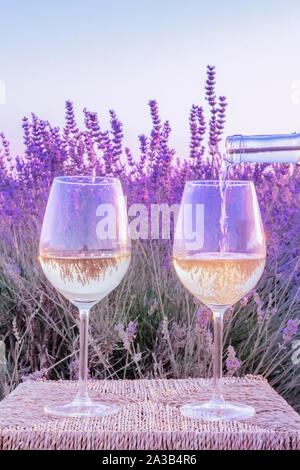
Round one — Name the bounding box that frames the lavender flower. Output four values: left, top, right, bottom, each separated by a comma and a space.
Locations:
205, 65, 218, 154
196, 307, 211, 329
240, 291, 254, 307
126, 321, 138, 342
161, 316, 169, 342
253, 290, 265, 321
69, 360, 91, 380
114, 321, 138, 351
138, 134, 148, 172
148, 298, 158, 316
109, 109, 123, 173
189, 104, 200, 161
21, 368, 48, 382
281, 319, 300, 347
133, 352, 142, 362
114, 322, 125, 333
216, 96, 227, 142
225, 346, 241, 376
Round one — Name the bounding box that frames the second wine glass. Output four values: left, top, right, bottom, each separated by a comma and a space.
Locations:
173, 180, 266, 421
39, 176, 131, 417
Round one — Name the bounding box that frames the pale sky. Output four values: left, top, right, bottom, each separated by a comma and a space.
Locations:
0, 0, 300, 159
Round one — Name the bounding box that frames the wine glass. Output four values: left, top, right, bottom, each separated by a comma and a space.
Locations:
39, 176, 131, 417
173, 180, 266, 421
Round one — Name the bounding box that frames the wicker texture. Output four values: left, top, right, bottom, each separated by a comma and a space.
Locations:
0, 375, 299, 450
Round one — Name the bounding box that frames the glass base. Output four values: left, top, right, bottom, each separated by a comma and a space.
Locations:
44, 398, 119, 418
180, 401, 255, 421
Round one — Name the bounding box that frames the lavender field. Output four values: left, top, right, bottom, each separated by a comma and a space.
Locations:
0, 66, 300, 411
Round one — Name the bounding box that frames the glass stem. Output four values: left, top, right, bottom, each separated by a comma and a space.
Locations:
211, 310, 225, 404
76, 308, 90, 402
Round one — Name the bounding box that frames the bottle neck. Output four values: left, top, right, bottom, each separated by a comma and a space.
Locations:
225, 133, 300, 164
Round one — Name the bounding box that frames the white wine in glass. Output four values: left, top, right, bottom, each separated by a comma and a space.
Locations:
173, 180, 266, 421
40, 251, 130, 304
173, 252, 265, 307
39, 176, 131, 417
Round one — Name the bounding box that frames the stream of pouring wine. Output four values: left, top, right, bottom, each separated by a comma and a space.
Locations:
219, 158, 230, 253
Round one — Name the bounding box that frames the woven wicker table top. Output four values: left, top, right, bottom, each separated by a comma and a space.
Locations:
0, 375, 299, 450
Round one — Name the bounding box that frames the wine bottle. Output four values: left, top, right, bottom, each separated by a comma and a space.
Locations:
225, 133, 300, 164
